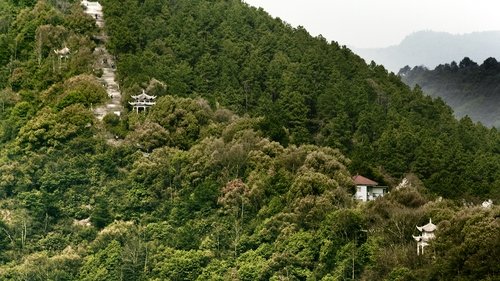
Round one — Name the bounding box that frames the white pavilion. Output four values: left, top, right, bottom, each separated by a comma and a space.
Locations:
129, 90, 156, 113
54, 47, 70, 59
412, 218, 437, 255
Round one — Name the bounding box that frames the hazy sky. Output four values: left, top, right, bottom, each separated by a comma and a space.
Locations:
243, 0, 500, 48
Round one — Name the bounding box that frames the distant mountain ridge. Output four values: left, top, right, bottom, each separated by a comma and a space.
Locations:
354, 30, 500, 72
400, 57, 500, 128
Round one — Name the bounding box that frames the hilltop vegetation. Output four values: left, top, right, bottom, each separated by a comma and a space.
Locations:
0, 0, 498, 280
400, 57, 500, 128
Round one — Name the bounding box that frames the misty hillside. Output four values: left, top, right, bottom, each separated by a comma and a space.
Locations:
354, 30, 500, 72
400, 57, 500, 128
0, 0, 499, 280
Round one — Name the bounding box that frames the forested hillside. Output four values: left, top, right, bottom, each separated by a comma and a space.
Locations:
101, 0, 500, 199
0, 0, 499, 280
400, 57, 500, 128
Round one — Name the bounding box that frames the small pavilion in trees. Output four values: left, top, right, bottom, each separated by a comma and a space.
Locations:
129, 90, 156, 113
54, 46, 70, 59
412, 219, 437, 255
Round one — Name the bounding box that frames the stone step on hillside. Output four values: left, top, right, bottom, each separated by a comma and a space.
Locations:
82, 0, 104, 28
83, 0, 123, 121
108, 89, 120, 98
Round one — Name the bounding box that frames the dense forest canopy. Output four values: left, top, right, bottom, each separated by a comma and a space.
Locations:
400, 57, 500, 128
0, 0, 498, 280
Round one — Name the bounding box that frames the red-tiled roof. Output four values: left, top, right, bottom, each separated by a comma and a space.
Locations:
352, 175, 378, 186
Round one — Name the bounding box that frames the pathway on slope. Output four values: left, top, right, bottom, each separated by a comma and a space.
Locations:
82, 0, 122, 121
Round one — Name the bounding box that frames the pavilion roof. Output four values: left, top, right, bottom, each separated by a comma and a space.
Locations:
416, 218, 437, 232
131, 90, 156, 100
55, 47, 70, 55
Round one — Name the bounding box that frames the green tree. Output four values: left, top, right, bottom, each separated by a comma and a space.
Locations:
79, 240, 124, 281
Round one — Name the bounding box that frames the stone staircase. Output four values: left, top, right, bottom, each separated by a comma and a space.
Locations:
82, 0, 123, 121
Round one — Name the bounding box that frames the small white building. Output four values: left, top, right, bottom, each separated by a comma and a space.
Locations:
482, 199, 493, 209
412, 218, 437, 255
353, 175, 387, 201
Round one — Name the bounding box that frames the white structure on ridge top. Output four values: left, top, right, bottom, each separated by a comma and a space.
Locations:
412, 218, 437, 255
129, 90, 156, 113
